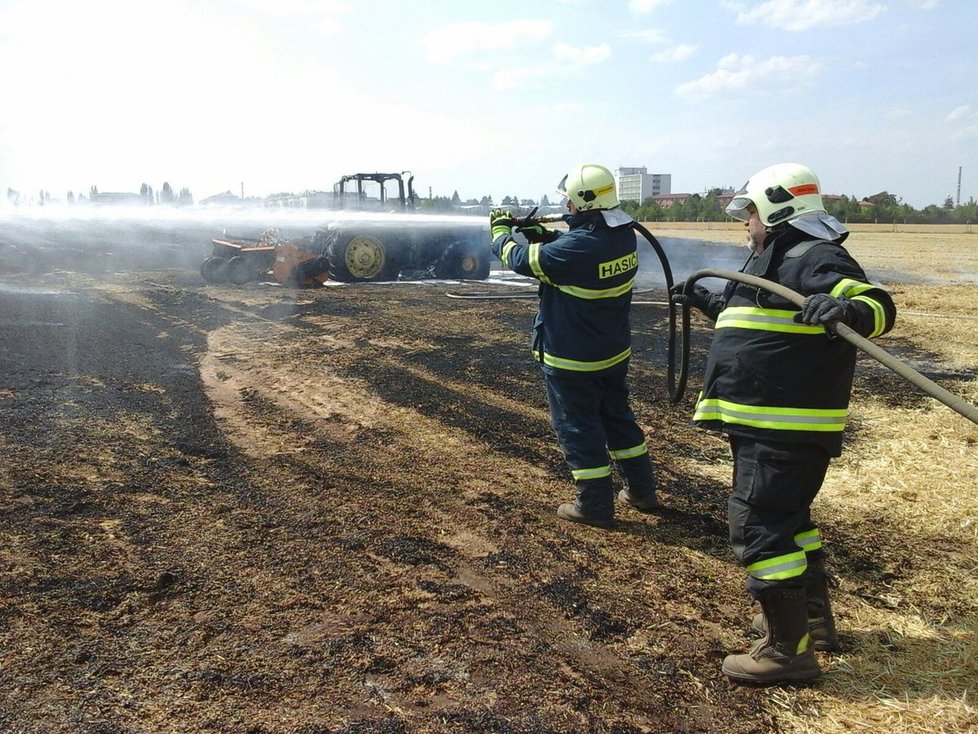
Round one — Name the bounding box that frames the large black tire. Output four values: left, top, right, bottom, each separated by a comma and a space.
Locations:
227, 255, 258, 285
433, 241, 491, 280
201, 256, 230, 283
328, 232, 400, 282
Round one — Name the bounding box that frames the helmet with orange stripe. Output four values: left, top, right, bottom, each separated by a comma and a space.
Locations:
725, 163, 826, 228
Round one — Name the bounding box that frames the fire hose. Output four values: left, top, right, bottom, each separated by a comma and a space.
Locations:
674, 269, 978, 426
447, 210, 687, 400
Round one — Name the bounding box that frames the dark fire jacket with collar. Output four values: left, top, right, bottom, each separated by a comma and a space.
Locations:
491, 211, 637, 375
692, 226, 897, 456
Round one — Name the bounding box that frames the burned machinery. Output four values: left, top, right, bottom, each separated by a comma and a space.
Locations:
199, 172, 491, 286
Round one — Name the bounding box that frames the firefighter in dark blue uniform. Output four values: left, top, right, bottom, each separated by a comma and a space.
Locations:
673, 162, 897, 685
489, 164, 658, 529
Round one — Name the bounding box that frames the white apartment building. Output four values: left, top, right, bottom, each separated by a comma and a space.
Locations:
615, 167, 671, 203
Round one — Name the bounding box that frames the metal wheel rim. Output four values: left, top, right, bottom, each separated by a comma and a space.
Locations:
344, 236, 385, 279
457, 254, 478, 275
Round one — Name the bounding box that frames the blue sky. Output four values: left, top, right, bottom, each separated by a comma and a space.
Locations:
0, 0, 974, 208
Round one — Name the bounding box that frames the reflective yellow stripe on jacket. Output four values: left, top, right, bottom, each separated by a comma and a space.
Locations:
693, 397, 847, 432
715, 307, 824, 335
528, 244, 636, 299
532, 347, 632, 372
830, 278, 888, 337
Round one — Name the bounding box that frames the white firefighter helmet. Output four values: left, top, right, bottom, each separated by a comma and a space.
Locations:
557, 164, 620, 212
725, 162, 826, 227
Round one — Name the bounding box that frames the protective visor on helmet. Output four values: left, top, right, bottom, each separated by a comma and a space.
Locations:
556, 173, 569, 201
725, 195, 753, 222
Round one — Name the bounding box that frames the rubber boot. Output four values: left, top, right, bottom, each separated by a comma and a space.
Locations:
751, 557, 840, 652
615, 453, 659, 513
557, 476, 616, 529
722, 586, 821, 685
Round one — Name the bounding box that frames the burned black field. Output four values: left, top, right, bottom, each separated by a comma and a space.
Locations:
1, 256, 976, 733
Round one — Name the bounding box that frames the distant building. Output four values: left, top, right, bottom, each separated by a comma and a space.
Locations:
615, 167, 671, 203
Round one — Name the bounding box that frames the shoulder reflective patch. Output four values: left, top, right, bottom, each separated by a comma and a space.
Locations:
598, 251, 638, 279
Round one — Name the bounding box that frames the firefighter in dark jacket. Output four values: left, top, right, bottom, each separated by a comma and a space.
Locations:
489, 163, 658, 529
672, 162, 896, 685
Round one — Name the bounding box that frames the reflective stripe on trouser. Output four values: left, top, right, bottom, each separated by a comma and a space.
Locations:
727, 436, 831, 597
613, 449, 656, 496
542, 362, 646, 483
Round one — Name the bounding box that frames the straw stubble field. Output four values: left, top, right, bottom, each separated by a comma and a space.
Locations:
0, 225, 976, 733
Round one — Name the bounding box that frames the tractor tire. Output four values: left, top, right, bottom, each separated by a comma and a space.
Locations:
201, 256, 230, 284
434, 241, 491, 280
228, 255, 258, 285
328, 232, 400, 282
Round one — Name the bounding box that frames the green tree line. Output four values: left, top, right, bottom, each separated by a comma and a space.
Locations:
618, 189, 978, 226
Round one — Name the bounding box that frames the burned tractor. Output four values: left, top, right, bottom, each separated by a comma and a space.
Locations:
198, 172, 492, 286
317, 172, 490, 282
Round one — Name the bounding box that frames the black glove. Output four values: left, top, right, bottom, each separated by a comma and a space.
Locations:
793, 293, 853, 327
669, 281, 712, 312
516, 222, 558, 244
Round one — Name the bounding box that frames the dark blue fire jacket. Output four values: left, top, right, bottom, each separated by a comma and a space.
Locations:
692, 226, 897, 456
491, 211, 638, 375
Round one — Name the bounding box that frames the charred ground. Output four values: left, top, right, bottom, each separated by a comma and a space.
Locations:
0, 263, 974, 733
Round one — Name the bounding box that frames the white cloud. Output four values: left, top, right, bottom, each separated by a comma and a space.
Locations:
946, 105, 975, 121
629, 0, 674, 14
676, 53, 820, 100
552, 42, 612, 66
419, 21, 553, 64
239, 0, 351, 15
240, 0, 351, 35
727, 0, 886, 31
651, 44, 698, 62
950, 125, 978, 142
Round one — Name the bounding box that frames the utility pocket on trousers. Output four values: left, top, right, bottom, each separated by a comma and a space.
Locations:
736, 441, 825, 515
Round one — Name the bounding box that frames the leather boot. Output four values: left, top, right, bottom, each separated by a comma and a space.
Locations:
615, 454, 659, 512
557, 476, 616, 529
723, 585, 821, 685
751, 557, 840, 652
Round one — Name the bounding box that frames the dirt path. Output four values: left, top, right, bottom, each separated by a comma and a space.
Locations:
2, 267, 975, 732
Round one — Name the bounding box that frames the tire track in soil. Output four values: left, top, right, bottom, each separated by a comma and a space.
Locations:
1, 272, 775, 733
193, 288, 772, 732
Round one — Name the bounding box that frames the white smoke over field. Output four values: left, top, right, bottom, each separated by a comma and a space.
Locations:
0, 206, 488, 276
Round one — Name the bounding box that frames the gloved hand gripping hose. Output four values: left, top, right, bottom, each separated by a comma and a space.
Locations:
673, 268, 978, 426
